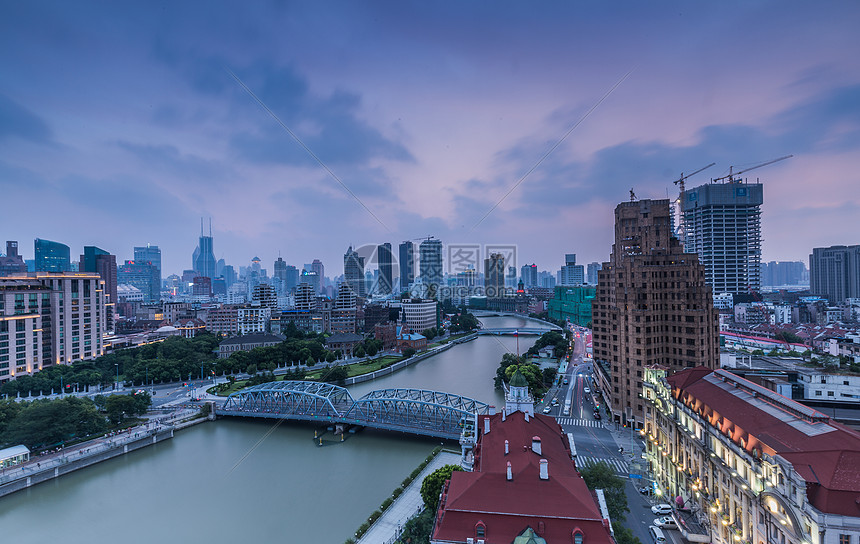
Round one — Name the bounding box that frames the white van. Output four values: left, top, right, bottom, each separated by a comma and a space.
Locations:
649, 526, 667, 544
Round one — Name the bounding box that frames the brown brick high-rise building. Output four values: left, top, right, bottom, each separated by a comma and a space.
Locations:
592, 199, 717, 427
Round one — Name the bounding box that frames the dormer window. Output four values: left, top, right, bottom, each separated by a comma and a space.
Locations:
476, 522, 486, 538
573, 528, 584, 544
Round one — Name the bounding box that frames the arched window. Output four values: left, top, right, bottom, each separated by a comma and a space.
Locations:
573, 528, 584, 544
476, 522, 486, 538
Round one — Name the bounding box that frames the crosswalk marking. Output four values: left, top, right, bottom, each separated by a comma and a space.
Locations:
577, 456, 629, 475
554, 417, 603, 428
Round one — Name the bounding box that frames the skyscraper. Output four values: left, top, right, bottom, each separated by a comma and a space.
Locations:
586, 262, 602, 285
378, 243, 393, 295
591, 199, 717, 427
311, 259, 325, 293
558, 254, 584, 285
284, 265, 299, 293
682, 180, 763, 295
34, 238, 70, 272
399, 241, 415, 290
80, 246, 117, 332
133, 244, 161, 281
192, 220, 217, 280
419, 238, 443, 297
520, 263, 538, 288
810, 245, 860, 304
484, 253, 505, 297
118, 260, 160, 303
344, 246, 366, 298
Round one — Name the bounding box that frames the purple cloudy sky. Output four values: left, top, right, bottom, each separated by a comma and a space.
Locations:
1, 1, 859, 278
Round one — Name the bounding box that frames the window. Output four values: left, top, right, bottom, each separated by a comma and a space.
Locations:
573, 530, 584, 544
839, 535, 850, 544
475, 522, 486, 538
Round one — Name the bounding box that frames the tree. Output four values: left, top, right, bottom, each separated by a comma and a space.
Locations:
402, 347, 416, 359
365, 343, 378, 357
420, 464, 463, 513
323, 366, 348, 385
355, 345, 366, 358
578, 462, 629, 521
325, 351, 336, 363
751, 349, 765, 356
542, 367, 558, 385
306, 356, 316, 367
612, 522, 642, 544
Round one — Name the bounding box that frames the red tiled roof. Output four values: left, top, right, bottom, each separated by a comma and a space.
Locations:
668, 368, 860, 517
432, 411, 614, 544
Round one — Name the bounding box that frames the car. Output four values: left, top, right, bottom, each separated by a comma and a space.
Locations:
562, 407, 570, 416
543, 405, 552, 414
654, 517, 678, 529
563, 378, 569, 385
593, 411, 601, 420
638, 486, 653, 495
651, 504, 673, 515
584, 387, 591, 393
552, 398, 559, 406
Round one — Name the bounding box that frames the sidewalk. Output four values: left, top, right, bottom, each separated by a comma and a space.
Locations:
356, 450, 461, 544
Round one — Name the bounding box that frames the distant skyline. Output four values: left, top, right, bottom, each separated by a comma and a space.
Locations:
2, 2, 859, 276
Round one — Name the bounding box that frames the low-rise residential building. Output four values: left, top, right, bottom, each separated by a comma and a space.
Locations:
324, 332, 363, 357
643, 367, 860, 544
206, 305, 240, 336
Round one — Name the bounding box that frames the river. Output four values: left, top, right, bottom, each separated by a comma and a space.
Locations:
0, 316, 543, 544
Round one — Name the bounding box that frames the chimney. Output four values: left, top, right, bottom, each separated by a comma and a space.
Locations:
539, 459, 549, 480
484, 417, 490, 434
488, 405, 496, 416
506, 461, 513, 481
524, 411, 529, 422
531, 436, 542, 455
504, 440, 509, 455
502, 409, 506, 422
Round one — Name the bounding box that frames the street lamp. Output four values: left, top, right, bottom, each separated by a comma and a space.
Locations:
114, 363, 119, 390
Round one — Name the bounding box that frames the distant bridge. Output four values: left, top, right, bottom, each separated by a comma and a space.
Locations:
215, 381, 489, 441
476, 327, 560, 336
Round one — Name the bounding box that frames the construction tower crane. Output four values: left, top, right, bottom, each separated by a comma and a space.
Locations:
673, 162, 716, 195
712, 155, 793, 184
671, 162, 715, 244
412, 235, 436, 243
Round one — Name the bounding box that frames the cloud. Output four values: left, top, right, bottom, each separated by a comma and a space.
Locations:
0, 94, 52, 144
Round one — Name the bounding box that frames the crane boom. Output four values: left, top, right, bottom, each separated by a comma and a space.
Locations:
712, 155, 793, 183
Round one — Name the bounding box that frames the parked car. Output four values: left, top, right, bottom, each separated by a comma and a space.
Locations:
584, 387, 591, 393
651, 504, 673, 515
639, 486, 653, 495
654, 517, 678, 529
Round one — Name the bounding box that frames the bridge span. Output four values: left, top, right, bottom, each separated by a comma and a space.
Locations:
476, 327, 560, 335
215, 381, 489, 442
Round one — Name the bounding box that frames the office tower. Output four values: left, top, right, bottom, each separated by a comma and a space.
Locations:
586, 262, 602, 285
520, 264, 538, 288
0, 241, 27, 276
344, 246, 366, 298
80, 246, 118, 332
274, 257, 287, 282
682, 180, 763, 295
378, 243, 393, 295
484, 253, 506, 297
311, 259, 324, 292
34, 238, 71, 272
761, 261, 807, 287
222, 265, 236, 288
133, 244, 161, 281
591, 199, 717, 427
192, 219, 217, 279
419, 238, 443, 297
810, 245, 860, 304
300, 270, 321, 295
399, 241, 415, 289
118, 260, 160, 303
192, 276, 212, 298
558, 253, 584, 285
539, 271, 556, 289
284, 265, 299, 292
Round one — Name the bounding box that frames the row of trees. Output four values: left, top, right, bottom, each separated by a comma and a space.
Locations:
0, 392, 151, 450
579, 462, 642, 544
526, 330, 570, 359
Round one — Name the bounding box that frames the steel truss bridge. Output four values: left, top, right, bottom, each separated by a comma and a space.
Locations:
216, 381, 490, 441
476, 327, 560, 335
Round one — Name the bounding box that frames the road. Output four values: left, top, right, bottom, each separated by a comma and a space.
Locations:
534, 325, 678, 544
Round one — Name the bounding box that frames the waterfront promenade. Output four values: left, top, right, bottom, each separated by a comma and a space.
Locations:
356, 450, 461, 544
